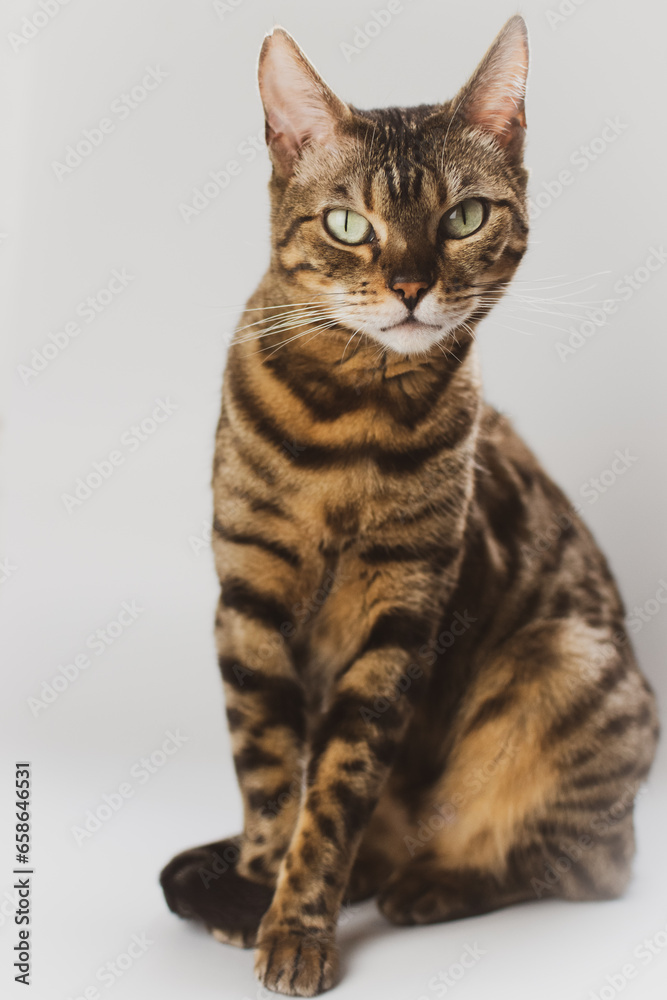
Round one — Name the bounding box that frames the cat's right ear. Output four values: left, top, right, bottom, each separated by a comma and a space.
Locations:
258, 28, 351, 179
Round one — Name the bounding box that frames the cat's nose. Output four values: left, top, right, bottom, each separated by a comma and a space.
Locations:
389, 275, 432, 311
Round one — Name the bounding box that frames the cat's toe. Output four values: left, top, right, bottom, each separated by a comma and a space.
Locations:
254, 927, 339, 997
160, 837, 273, 947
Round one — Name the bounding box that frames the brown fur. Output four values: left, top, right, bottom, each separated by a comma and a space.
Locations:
161, 18, 658, 996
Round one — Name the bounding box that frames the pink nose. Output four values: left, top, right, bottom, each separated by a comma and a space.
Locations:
389, 276, 431, 310
391, 279, 429, 300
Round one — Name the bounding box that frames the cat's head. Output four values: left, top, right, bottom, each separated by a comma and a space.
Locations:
257, 17, 529, 358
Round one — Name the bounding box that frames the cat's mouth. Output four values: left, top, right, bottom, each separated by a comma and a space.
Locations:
379, 316, 441, 332
367, 315, 449, 357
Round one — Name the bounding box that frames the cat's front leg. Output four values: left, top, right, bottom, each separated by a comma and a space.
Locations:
215, 586, 306, 889
254, 571, 441, 996
163, 494, 331, 946
159, 578, 307, 948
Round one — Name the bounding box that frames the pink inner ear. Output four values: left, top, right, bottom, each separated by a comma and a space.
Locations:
465, 70, 527, 137
260, 37, 338, 161
461, 24, 529, 143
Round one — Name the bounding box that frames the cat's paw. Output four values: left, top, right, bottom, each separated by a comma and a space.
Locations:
254, 927, 339, 997
377, 870, 456, 925
159, 837, 273, 947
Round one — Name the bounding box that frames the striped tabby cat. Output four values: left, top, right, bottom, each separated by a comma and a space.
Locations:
161, 17, 658, 996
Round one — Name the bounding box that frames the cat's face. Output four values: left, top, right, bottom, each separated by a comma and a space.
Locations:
258, 18, 529, 359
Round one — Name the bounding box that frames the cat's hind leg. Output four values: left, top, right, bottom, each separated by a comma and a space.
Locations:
160, 837, 273, 947
378, 618, 657, 926
377, 854, 540, 925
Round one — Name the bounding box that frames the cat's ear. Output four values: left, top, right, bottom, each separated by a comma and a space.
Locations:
452, 15, 529, 158
258, 27, 351, 178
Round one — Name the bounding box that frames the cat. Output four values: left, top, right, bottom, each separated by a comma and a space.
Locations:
160, 16, 659, 997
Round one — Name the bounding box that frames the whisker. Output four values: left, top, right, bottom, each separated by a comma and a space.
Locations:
340, 326, 364, 363
491, 312, 571, 334
234, 307, 342, 336
507, 287, 604, 306
472, 271, 610, 294
481, 317, 540, 338
440, 97, 465, 173
258, 320, 343, 359
206, 293, 347, 315
233, 305, 360, 343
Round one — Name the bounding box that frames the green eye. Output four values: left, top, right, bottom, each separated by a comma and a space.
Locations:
441, 198, 486, 239
324, 209, 373, 245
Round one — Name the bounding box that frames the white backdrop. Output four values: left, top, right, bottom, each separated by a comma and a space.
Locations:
2, 1, 666, 998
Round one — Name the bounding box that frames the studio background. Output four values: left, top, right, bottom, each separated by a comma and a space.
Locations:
2, 1, 666, 998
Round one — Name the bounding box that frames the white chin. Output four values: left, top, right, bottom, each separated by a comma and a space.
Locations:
367, 322, 445, 357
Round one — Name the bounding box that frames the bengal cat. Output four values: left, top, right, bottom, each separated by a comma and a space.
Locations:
160, 17, 659, 996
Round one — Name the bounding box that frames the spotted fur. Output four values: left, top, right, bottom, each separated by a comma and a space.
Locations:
161, 18, 658, 996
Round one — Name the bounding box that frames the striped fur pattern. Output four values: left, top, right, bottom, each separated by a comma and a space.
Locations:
161, 18, 659, 996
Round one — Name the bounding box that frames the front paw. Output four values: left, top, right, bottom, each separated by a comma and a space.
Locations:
254, 926, 339, 997
159, 837, 273, 947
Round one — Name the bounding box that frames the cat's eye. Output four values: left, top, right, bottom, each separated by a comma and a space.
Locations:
324, 209, 374, 245
441, 198, 486, 239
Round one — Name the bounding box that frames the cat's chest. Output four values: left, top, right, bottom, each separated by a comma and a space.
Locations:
289, 526, 405, 715
283, 460, 415, 545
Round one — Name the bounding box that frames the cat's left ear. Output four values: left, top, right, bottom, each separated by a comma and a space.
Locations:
452, 15, 529, 160
258, 27, 351, 178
